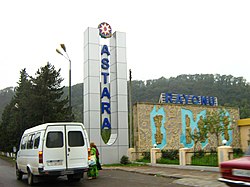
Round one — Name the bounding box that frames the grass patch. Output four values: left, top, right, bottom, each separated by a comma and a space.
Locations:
135, 158, 150, 163
0, 155, 15, 165
157, 158, 179, 165
191, 154, 218, 167
103, 163, 147, 167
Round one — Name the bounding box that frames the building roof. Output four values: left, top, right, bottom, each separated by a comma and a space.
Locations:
238, 118, 250, 126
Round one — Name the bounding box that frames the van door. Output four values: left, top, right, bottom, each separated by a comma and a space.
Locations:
43, 126, 66, 171
66, 125, 88, 169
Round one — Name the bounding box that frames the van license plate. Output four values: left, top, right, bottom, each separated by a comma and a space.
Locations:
47, 161, 63, 166
65, 170, 74, 174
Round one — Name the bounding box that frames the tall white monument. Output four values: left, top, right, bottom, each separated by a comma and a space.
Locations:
83, 23, 129, 164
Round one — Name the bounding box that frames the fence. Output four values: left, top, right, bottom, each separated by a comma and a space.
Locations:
129, 146, 237, 167
156, 149, 179, 165
186, 151, 218, 167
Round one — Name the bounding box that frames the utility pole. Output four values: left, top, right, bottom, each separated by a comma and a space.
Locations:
56, 44, 72, 110
129, 69, 133, 148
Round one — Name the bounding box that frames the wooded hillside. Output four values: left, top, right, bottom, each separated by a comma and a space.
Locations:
1, 73, 249, 122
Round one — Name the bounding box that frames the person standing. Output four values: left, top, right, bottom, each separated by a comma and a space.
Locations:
92, 143, 102, 170
87, 142, 99, 179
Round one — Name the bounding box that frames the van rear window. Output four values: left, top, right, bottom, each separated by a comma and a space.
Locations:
68, 131, 84, 147
34, 132, 41, 149
46, 132, 63, 148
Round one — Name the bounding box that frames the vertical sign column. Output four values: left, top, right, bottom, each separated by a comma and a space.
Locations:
84, 25, 129, 164
110, 31, 129, 157
83, 28, 101, 145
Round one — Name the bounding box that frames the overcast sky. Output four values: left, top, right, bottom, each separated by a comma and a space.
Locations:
1, 0, 250, 90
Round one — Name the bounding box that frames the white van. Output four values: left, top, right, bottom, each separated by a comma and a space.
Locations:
16, 122, 90, 185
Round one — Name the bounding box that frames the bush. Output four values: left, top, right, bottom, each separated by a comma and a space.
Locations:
233, 148, 244, 155
120, 155, 130, 165
142, 152, 150, 160
233, 148, 244, 158
161, 149, 179, 160
157, 157, 179, 165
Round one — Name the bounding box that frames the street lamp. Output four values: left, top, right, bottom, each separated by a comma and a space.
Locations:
56, 44, 72, 109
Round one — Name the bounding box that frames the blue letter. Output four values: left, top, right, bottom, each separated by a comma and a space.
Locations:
101, 102, 111, 114
183, 94, 190, 104
201, 96, 207, 105
209, 97, 215, 106
165, 93, 173, 103
101, 58, 109, 69
101, 87, 110, 99
192, 95, 199, 105
175, 94, 183, 104
101, 72, 109, 84
101, 118, 111, 129
101, 45, 110, 56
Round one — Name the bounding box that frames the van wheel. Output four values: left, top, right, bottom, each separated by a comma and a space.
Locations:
16, 165, 23, 180
27, 169, 34, 186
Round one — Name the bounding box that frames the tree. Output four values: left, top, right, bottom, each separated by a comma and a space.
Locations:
188, 108, 231, 152
0, 63, 73, 152
30, 62, 73, 125
189, 122, 208, 152
0, 69, 31, 151
203, 108, 231, 148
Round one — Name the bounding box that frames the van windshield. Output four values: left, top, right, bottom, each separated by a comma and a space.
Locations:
46, 131, 63, 148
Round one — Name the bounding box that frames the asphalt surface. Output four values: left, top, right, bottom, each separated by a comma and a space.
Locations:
103, 163, 228, 187
0, 156, 226, 187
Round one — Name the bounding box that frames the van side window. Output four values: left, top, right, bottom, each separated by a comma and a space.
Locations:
21, 136, 28, 150
27, 134, 35, 149
34, 132, 41, 149
68, 131, 84, 147
46, 131, 63, 148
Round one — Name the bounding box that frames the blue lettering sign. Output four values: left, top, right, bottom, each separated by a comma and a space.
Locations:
175, 94, 183, 104
101, 87, 110, 99
201, 96, 207, 105
163, 92, 217, 106
101, 45, 111, 131
101, 72, 109, 84
183, 94, 190, 104
101, 45, 110, 56
101, 101, 111, 114
102, 118, 111, 129
101, 58, 109, 69
165, 93, 173, 103
192, 95, 199, 105
209, 97, 215, 106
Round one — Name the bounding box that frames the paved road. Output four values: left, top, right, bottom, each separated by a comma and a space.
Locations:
0, 158, 185, 187
104, 164, 228, 187
0, 158, 27, 187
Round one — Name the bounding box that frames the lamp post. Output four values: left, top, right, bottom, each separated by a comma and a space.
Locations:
56, 44, 72, 109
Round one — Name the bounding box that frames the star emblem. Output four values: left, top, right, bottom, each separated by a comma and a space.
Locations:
98, 22, 112, 38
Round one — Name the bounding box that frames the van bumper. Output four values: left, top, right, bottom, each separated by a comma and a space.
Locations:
38, 167, 89, 176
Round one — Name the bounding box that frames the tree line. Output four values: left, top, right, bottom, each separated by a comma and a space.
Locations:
0, 63, 73, 152
130, 74, 250, 118
0, 69, 250, 152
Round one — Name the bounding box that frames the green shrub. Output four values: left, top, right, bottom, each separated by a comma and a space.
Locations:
161, 149, 179, 160
157, 158, 179, 165
120, 155, 130, 165
233, 148, 244, 158
191, 154, 218, 167
142, 152, 150, 160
